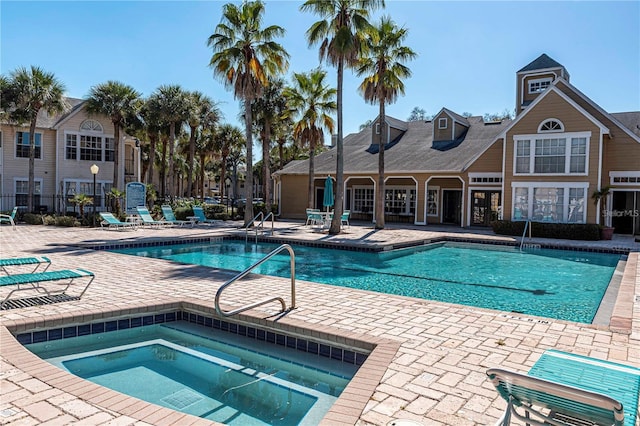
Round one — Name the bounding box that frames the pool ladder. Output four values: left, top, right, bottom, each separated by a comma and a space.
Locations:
244, 211, 274, 243
519, 220, 541, 251
215, 243, 296, 317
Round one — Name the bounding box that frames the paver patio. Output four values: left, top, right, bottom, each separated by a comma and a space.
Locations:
0, 221, 638, 425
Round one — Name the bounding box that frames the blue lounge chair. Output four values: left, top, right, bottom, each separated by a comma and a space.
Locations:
340, 209, 350, 229
0, 206, 18, 228
99, 212, 137, 231
0, 268, 95, 309
1, 256, 51, 275
487, 349, 640, 426
136, 206, 172, 228
192, 206, 221, 225
161, 205, 189, 227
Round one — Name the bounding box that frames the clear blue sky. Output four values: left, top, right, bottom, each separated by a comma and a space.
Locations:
2, 1, 639, 153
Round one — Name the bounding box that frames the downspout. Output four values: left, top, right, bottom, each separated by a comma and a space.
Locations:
55, 131, 60, 214
460, 179, 465, 228
596, 131, 603, 225
501, 136, 506, 220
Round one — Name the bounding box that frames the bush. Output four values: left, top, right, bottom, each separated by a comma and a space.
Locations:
173, 206, 193, 221
491, 220, 601, 241
55, 215, 79, 227
23, 213, 44, 225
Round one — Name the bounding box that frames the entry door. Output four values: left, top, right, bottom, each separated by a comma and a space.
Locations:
471, 190, 501, 226
612, 191, 638, 235
442, 190, 462, 224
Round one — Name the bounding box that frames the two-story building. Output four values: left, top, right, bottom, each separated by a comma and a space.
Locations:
273, 54, 640, 235
0, 98, 141, 214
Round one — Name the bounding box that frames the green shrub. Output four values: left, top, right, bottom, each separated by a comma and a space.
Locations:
55, 215, 79, 227
212, 212, 230, 220
23, 213, 44, 225
43, 215, 57, 226
173, 206, 192, 221
491, 220, 601, 240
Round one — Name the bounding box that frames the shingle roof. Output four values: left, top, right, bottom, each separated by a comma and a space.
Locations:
276, 115, 511, 175
518, 53, 564, 73
610, 112, 640, 138
441, 108, 470, 126
2, 97, 85, 129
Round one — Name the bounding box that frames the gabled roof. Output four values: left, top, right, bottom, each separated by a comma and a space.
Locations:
1, 97, 85, 129
375, 115, 408, 131
610, 112, 640, 139
275, 115, 511, 176
438, 107, 470, 127
517, 53, 564, 73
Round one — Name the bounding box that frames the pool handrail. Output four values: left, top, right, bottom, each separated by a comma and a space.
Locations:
215, 243, 296, 317
244, 211, 274, 243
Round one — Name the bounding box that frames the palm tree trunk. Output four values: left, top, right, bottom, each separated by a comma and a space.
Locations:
278, 139, 285, 170
220, 157, 227, 200
244, 100, 254, 225
27, 116, 38, 212
262, 119, 271, 206
199, 154, 206, 199
307, 139, 316, 209
160, 136, 167, 198
187, 125, 196, 197
329, 60, 344, 234
113, 123, 120, 189
148, 133, 156, 187
167, 123, 175, 198
375, 101, 386, 229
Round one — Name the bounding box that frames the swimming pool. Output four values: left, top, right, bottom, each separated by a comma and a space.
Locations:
112, 241, 621, 323
26, 320, 360, 425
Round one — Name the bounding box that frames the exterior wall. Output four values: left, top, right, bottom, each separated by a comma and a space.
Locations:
517, 70, 559, 114
389, 126, 404, 142
433, 112, 451, 141
279, 175, 309, 219
453, 122, 467, 140
503, 90, 601, 223
465, 140, 503, 173
371, 119, 405, 144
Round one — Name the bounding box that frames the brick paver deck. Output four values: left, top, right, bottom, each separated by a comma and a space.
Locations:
1, 221, 638, 425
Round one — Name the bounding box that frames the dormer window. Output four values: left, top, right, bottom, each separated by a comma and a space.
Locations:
538, 119, 564, 133
528, 78, 552, 94
438, 118, 447, 129
80, 120, 103, 132
375, 123, 381, 134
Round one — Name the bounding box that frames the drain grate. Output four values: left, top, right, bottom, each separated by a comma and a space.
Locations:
0, 294, 80, 310
161, 389, 203, 409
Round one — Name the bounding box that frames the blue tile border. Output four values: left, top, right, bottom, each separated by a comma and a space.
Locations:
14, 310, 368, 366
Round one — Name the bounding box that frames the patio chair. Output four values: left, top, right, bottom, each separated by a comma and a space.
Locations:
305, 208, 321, 226
99, 212, 138, 231
191, 206, 221, 225
340, 210, 351, 229
487, 349, 640, 426
0, 206, 18, 228
161, 205, 189, 227
0, 268, 95, 309
136, 206, 172, 228
1, 256, 51, 275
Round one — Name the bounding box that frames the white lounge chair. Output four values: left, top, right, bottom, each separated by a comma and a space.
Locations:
99, 212, 137, 230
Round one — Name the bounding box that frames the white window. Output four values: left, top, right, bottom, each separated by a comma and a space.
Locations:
528, 77, 552, 94
438, 118, 447, 129
385, 187, 416, 215
469, 173, 502, 185
15, 132, 42, 159
80, 120, 103, 132
514, 132, 590, 176
353, 188, 374, 213
105, 137, 115, 162
375, 123, 380, 134
538, 119, 564, 132
15, 179, 42, 207
512, 182, 588, 223
610, 171, 640, 185
81, 135, 102, 161
427, 188, 439, 216
66, 134, 78, 160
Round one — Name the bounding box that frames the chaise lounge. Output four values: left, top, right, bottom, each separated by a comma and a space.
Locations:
487, 349, 640, 426
191, 206, 221, 225
0, 206, 18, 229
161, 205, 189, 227
99, 212, 137, 230
0, 268, 95, 309
1, 256, 51, 275
136, 206, 172, 228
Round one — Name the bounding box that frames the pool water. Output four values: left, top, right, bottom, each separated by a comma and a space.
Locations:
113, 241, 620, 323
27, 322, 358, 425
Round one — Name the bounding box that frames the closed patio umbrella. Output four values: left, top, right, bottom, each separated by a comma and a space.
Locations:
323, 176, 334, 212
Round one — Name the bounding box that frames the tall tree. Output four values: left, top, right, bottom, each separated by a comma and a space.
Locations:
186, 91, 220, 198
2, 66, 68, 212
357, 16, 416, 229
407, 106, 427, 121
139, 98, 166, 193
301, 0, 384, 234
85, 81, 141, 189
284, 69, 336, 209
212, 124, 244, 201
252, 78, 287, 206
208, 0, 289, 225
149, 85, 189, 198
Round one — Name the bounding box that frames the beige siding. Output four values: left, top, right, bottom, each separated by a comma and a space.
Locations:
453, 122, 467, 140
466, 140, 503, 173
503, 90, 601, 223
520, 72, 557, 107
389, 126, 403, 142
279, 175, 309, 219
433, 112, 451, 141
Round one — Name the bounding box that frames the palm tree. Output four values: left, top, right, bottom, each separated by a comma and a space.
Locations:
212, 124, 244, 201
284, 69, 336, 209
140, 97, 166, 193
85, 81, 141, 189
357, 15, 416, 229
186, 91, 220, 198
301, 0, 384, 234
3, 66, 68, 212
208, 0, 289, 225
149, 85, 190, 199
252, 78, 287, 206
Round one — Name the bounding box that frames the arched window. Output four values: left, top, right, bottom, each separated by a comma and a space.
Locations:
538, 119, 564, 133
80, 120, 103, 132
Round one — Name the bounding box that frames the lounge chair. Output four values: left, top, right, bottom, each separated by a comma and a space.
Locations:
191, 206, 221, 225
0, 206, 18, 228
0, 268, 95, 309
487, 349, 640, 426
136, 206, 172, 228
1, 256, 51, 275
161, 205, 189, 227
305, 208, 320, 226
340, 210, 350, 229
99, 212, 138, 230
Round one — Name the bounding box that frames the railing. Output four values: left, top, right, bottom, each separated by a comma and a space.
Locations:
244, 211, 275, 243
214, 244, 296, 317
519, 220, 538, 251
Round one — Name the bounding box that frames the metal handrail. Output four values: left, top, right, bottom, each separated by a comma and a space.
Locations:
245, 212, 264, 243
519, 220, 531, 251
261, 212, 274, 236
215, 243, 296, 317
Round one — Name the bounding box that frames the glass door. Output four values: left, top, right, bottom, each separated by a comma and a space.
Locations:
471, 190, 501, 226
